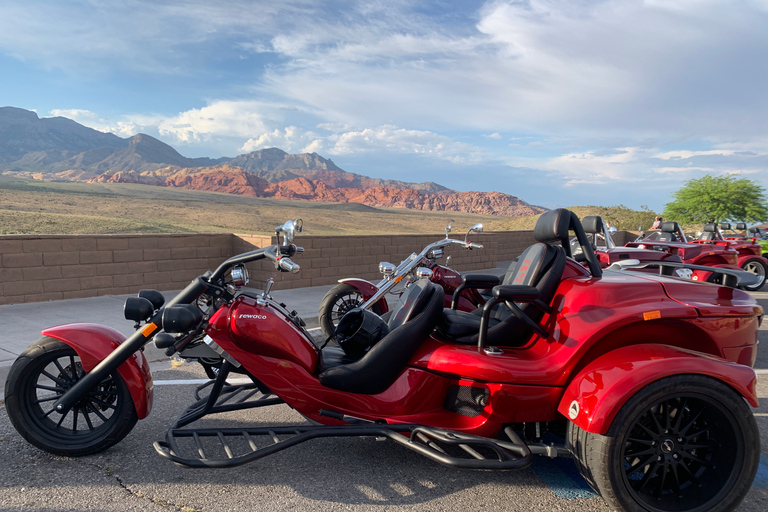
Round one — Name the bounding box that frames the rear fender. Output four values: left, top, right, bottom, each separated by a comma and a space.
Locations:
338, 278, 389, 313
41, 323, 153, 419
558, 344, 757, 435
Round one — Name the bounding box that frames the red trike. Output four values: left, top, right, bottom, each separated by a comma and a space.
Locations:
4, 210, 762, 512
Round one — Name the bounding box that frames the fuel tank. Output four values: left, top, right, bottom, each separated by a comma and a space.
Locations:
210, 294, 320, 373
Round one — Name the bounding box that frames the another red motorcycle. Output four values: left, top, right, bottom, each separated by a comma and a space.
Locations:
318, 223, 485, 337
4, 210, 763, 512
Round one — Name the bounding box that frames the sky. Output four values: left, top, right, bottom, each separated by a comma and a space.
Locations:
2, 0, 767, 212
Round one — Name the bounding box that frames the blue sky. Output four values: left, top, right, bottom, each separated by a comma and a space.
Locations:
2, 0, 767, 212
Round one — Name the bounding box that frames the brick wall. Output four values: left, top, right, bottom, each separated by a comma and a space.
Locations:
0, 233, 233, 305
0, 229, 635, 304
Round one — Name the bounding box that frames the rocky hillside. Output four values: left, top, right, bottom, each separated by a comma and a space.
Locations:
89, 165, 545, 216
1, 107, 545, 216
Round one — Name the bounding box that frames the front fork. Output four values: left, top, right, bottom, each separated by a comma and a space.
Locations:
54, 277, 210, 414
54, 313, 162, 413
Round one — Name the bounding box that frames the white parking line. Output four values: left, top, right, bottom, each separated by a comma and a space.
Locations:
153, 378, 252, 386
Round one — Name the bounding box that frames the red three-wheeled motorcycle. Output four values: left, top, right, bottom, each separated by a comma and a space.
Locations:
4, 209, 763, 512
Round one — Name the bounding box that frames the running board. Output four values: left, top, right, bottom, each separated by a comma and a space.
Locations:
154, 424, 532, 470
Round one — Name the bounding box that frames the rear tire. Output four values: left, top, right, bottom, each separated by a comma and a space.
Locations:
740, 258, 766, 291
318, 283, 383, 338
568, 374, 759, 512
4, 337, 138, 456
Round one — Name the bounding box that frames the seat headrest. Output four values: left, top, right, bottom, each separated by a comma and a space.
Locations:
581, 216, 603, 234
534, 209, 571, 244
660, 222, 678, 233
703, 223, 717, 233
735, 223, 746, 230
749, 227, 760, 234
719, 223, 731, 230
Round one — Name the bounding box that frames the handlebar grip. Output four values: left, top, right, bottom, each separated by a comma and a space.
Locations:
469, 243, 483, 249
278, 257, 301, 273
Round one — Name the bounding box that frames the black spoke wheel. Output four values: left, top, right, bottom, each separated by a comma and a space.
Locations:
740, 258, 766, 291
4, 337, 138, 456
568, 375, 759, 512
318, 283, 383, 338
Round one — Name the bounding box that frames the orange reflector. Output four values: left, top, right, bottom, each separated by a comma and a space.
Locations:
141, 322, 158, 337
643, 311, 662, 321
394, 275, 404, 283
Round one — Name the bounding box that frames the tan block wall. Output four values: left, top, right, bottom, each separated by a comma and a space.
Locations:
0, 233, 234, 305
0, 229, 636, 304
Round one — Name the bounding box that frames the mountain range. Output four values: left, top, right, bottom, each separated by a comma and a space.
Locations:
0, 107, 545, 216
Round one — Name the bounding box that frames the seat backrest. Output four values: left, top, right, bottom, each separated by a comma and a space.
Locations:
699, 232, 716, 241
318, 282, 444, 394
480, 209, 569, 343
387, 279, 435, 330
581, 216, 603, 234
657, 232, 676, 241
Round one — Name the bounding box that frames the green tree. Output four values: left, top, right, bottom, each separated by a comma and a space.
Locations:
663, 174, 768, 224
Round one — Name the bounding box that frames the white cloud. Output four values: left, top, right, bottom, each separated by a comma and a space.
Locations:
654, 150, 738, 160
240, 126, 321, 154
240, 124, 490, 164
157, 101, 272, 142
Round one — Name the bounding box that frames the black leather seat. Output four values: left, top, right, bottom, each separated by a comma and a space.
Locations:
436, 208, 573, 346
657, 221, 683, 242
318, 279, 444, 395
699, 223, 718, 241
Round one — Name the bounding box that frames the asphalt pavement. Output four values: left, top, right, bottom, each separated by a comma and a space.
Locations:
0, 277, 766, 512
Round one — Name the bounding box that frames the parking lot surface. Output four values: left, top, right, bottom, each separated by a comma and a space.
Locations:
0, 289, 766, 512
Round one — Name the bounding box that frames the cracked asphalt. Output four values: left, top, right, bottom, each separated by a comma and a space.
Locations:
0, 292, 766, 512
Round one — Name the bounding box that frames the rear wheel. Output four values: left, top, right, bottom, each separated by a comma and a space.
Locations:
568, 375, 759, 512
318, 283, 383, 338
740, 258, 766, 291
4, 337, 138, 456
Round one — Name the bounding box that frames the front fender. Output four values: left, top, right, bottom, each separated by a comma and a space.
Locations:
42, 323, 153, 419
338, 278, 389, 313
558, 344, 757, 435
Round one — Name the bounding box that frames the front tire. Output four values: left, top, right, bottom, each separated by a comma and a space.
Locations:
318, 283, 383, 338
568, 375, 759, 512
4, 337, 138, 456
740, 258, 766, 291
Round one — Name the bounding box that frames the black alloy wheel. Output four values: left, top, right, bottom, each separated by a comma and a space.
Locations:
5, 337, 138, 456
569, 375, 759, 512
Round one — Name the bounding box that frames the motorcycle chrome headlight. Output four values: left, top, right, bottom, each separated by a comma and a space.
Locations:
415, 267, 433, 279
428, 248, 444, 260
230, 266, 249, 286
379, 262, 396, 277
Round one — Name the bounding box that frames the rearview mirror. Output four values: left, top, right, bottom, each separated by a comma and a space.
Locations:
276, 218, 303, 245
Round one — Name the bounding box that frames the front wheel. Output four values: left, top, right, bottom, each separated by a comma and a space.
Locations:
740, 258, 766, 291
4, 337, 138, 456
318, 283, 383, 338
568, 374, 759, 512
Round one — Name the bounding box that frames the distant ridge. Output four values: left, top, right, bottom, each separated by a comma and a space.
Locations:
0, 106, 545, 216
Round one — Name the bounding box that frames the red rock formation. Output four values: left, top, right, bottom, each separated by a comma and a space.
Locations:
82, 165, 544, 216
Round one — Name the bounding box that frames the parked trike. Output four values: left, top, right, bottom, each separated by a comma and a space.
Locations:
318, 223, 485, 338
3, 210, 763, 512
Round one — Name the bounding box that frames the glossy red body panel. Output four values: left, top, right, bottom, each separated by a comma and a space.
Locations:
627, 240, 740, 267
557, 344, 758, 434
338, 278, 389, 313
202, 263, 761, 439
594, 247, 682, 268
41, 323, 153, 419
227, 295, 320, 373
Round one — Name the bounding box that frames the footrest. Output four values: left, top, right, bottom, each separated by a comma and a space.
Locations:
154, 424, 532, 469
